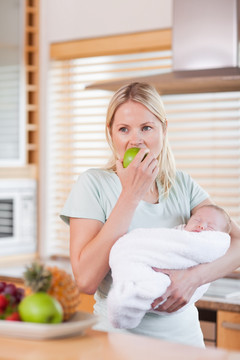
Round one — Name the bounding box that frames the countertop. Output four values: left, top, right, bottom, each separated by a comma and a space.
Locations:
0, 328, 239, 360
196, 277, 240, 313
0, 260, 240, 359
196, 296, 240, 313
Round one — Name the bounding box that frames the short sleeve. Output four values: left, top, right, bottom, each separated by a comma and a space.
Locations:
180, 171, 209, 210
60, 170, 106, 225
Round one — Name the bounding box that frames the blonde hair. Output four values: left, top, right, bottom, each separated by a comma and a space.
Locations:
105, 82, 176, 196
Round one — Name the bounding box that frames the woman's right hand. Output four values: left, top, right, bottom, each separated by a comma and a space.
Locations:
116, 149, 159, 203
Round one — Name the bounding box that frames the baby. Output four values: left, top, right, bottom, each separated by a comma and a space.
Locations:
180, 204, 231, 233
108, 205, 231, 329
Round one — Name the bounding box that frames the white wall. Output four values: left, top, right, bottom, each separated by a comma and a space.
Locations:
47, 0, 172, 43
39, 0, 173, 256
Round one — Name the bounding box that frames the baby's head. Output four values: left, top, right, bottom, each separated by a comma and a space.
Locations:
185, 205, 231, 234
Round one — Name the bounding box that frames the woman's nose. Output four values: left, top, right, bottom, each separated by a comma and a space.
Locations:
129, 131, 143, 146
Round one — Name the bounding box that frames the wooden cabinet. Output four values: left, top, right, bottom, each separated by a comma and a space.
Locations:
77, 293, 95, 313
198, 307, 240, 350
217, 310, 240, 351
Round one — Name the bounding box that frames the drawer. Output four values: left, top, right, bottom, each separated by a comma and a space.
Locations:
217, 310, 240, 351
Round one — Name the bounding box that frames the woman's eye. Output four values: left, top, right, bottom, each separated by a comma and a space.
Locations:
142, 126, 152, 131
119, 127, 128, 133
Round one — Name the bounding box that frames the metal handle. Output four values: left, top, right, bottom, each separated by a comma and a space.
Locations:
221, 321, 240, 331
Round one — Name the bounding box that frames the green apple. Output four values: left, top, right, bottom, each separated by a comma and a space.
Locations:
123, 147, 147, 168
18, 292, 63, 324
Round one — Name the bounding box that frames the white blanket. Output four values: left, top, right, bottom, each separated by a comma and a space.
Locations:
108, 228, 230, 329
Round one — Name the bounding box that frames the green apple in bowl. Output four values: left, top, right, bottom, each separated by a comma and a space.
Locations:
18, 292, 63, 324
123, 147, 148, 168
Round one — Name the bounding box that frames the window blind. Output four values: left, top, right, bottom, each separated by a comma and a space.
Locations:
0, 65, 24, 164
0, 0, 25, 165
164, 91, 240, 219
49, 51, 240, 257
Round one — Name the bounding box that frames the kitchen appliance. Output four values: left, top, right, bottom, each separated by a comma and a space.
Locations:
0, 179, 37, 257
172, 0, 239, 71
86, 0, 240, 94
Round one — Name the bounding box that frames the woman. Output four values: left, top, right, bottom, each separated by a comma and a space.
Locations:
60, 82, 240, 347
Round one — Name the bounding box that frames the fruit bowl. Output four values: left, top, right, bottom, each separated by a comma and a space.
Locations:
0, 312, 98, 340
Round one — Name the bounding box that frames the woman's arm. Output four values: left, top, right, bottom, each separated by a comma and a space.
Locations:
70, 191, 136, 295
70, 150, 158, 294
152, 199, 240, 313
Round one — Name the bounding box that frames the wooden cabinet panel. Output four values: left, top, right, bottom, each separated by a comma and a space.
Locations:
217, 310, 240, 351
77, 293, 95, 313
200, 320, 216, 347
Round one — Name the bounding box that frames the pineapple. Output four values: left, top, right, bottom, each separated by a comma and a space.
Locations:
23, 262, 81, 321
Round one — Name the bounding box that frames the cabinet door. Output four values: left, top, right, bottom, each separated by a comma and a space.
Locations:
217, 310, 240, 350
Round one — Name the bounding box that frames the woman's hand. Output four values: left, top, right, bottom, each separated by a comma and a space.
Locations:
151, 267, 200, 313
116, 149, 159, 202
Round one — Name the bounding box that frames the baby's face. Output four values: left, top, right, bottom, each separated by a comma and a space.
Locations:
185, 207, 226, 233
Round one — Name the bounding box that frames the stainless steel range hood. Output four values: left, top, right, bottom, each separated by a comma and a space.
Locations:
86, 0, 240, 94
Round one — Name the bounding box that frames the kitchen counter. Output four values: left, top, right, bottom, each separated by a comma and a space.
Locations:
196, 296, 240, 313
0, 260, 239, 354
196, 278, 240, 313
0, 328, 239, 360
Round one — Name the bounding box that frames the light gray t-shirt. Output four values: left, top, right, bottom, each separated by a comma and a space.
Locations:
60, 168, 209, 347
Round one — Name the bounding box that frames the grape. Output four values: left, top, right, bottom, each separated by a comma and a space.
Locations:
15, 288, 25, 303
0, 283, 24, 306
3, 283, 17, 296
0, 282, 24, 320
0, 282, 6, 293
